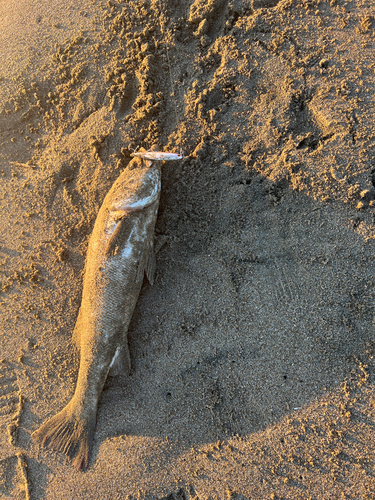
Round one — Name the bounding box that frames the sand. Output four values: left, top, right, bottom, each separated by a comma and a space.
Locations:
1, 0, 375, 498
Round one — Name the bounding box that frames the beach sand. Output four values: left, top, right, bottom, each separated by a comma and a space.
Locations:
1, 0, 375, 498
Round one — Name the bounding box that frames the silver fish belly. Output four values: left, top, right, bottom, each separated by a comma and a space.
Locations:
32, 155, 161, 470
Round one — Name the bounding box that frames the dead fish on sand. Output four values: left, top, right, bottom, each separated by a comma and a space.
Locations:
32, 147, 182, 470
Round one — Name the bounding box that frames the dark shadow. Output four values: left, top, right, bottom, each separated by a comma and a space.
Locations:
88, 169, 375, 466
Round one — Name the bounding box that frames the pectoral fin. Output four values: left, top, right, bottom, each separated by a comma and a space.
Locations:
146, 247, 156, 285
135, 241, 156, 285
104, 216, 131, 258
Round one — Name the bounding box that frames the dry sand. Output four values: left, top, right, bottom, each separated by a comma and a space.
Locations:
1, 0, 375, 498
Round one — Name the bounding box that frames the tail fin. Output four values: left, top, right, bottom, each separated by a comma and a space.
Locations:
32, 404, 96, 471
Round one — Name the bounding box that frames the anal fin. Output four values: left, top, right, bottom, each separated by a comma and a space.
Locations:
108, 343, 131, 377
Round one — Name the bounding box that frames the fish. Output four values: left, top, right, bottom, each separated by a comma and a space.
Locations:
32, 147, 182, 470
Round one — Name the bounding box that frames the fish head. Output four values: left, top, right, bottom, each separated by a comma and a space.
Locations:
107, 154, 162, 213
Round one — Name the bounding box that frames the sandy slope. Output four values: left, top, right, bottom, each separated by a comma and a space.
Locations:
1, 0, 375, 498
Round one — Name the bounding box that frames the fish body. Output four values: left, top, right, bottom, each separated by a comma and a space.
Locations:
33, 153, 164, 470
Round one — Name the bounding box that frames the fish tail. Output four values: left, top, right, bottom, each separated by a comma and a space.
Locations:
32, 403, 96, 471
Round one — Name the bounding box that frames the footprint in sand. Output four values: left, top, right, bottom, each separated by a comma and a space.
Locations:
0, 360, 20, 444
0, 360, 31, 499
0, 359, 25, 448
